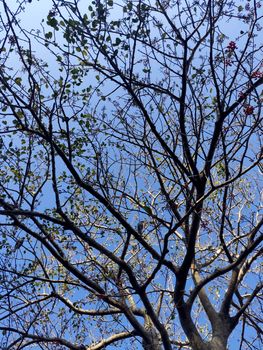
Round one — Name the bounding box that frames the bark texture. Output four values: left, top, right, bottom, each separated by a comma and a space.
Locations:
142, 314, 162, 350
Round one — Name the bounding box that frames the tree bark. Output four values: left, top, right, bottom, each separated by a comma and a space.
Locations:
142, 314, 162, 350
208, 337, 228, 350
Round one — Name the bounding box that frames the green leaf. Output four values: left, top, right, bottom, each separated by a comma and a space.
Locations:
127, 2, 133, 11
45, 32, 53, 39
47, 17, 59, 30
142, 205, 153, 216
14, 77, 22, 86
113, 37, 121, 46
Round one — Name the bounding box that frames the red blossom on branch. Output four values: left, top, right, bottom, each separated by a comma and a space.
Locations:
227, 41, 238, 51
243, 105, 254, 115
251, 70, 263, 78
239, 91, 246, 99
225, 59, 233, 66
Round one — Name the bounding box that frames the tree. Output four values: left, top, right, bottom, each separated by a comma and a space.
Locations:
0, 0, 262, 349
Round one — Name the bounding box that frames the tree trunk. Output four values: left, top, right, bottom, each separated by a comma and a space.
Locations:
142, 314, 162, 350
142, 328, 162, 350
208, 336, 228, 350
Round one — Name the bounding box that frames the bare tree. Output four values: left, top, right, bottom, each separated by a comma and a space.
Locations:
0, 0, 262, 349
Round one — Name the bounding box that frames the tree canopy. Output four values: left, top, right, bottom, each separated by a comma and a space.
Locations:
0, 0, 262, 349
